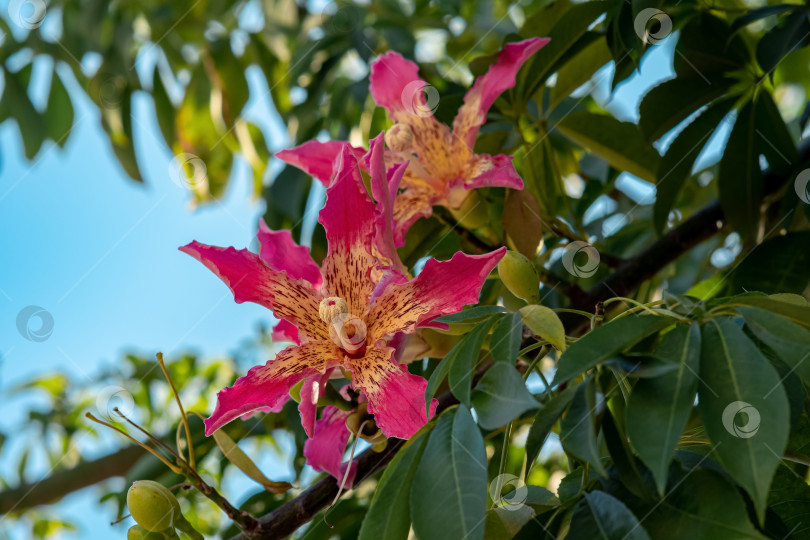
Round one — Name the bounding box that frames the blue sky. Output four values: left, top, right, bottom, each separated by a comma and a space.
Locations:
0, 23, 686, 538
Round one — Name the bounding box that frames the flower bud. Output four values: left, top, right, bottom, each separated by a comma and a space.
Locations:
319, 297, 348, 325
127, 480, 181, 532
498, 251, 540, 303
384, 124, 413, 154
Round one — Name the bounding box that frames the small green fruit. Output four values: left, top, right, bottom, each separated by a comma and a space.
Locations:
127, 525, 166, 539
498, 251, 540, 303
126, 480, 181, 532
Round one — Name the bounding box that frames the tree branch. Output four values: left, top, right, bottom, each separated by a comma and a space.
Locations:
0, 445, 145, 515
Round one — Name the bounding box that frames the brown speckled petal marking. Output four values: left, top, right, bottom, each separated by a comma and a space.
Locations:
319, 147, 378, 316
204, 339, 341, 435
390, 180, 439, 247
347, 345, 437, 439
368, 247, 506, 338
180, 241, 329, 342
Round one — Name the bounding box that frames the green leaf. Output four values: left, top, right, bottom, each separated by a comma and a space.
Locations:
638, 468, 768, 539
730, 4, 799, 35
726, 231, 810, 295
756, 9, 810, 76
1, 68, 45, 160
639, 76, 734, 142
522, 1, 610, 93
560, 378, 606, 476
724, 294, 810, 329
212, 429, 292, 493
552, 315, 674, 384
525, 383, 579, 476
556, 112, 660, 182
567, 491, 650, 539
489, 312, 523, 364
519, 305, 566, 352
427, 317, 498, 411
549, 36, 612, 111
767, 465, 810, 538
359, 425, 432, 540
755, 90, 798, 174
736, 307, 810, 382
626, 324, 700, 494
697, 318, 790, 523
45, 70, 74, 147
152, 67, 176, 147
718, 98, 760, 243
675, 13, 750, 77
435, 306, 506, 324
654, 96, 736, 233
471, 363, 540, 430
411, 406, 488, 540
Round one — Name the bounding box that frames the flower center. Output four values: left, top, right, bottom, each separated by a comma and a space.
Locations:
319, 297, 367, 353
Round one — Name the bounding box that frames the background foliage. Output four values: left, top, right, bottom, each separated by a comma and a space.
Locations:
2, 0, 810, 538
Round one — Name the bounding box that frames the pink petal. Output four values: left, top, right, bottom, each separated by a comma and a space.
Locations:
369, 52, 425, 118
276, 140, 365, 186
365, 132, 408, 271
349, 346, 437, 439
390, 182, 439, 247
453, 38, 549, 148
303, 406, 357, 486
257, 219, 323, 288
368, 247, 506, 338
299, 369, 333, 438
464, 154, 524, 190
271, 319, 300, 344
319, 147, 378, 316
180, 241, 329, 342
204, 341, 340, 435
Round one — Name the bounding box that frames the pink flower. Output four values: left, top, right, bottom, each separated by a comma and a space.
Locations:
277, 38, 548, 245
181, 139, 504, 479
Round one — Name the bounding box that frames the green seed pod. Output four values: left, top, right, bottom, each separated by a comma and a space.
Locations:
498, 251, 540, 303
127, 525, 167, 540
448, 190, 490, 230
126, 480, 181, 532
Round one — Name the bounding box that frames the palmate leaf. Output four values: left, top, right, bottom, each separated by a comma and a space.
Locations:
471, 363, 539, 430
697, 317, 790, 523
567, 491, 650, 540
411, 406, 488, 540
736, 306, 810, 382
626, 324, 700, 494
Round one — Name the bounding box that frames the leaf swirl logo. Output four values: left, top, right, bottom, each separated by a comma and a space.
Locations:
634, 8, 672, 45
8, 0, 46, 30
722, 401, 760, 439
561, 241, 600, 278
489, 474, 528, 511
96, 385, 136, 422
169, 153, 208, 191
401, 81, 439, 118
795, 169, 810, 204
16, 305, 54, 342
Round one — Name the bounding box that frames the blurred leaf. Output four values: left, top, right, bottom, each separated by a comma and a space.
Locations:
567, 491, 650, 539
503, 189, 544, 258
45, 70, 74, 147
757, 8, 810, 77
471, 363, 539, 430
435, 306, 507, 324
727, 231, 810, 294
549, 36, 612, 111
730, 4, 799, 35
625, 324, 700, 494
697, 318, 790, 523
1, 67, 46, 159
525, 383, 578, 476
152, 67, 176, 147
556, 112, 660, 182
411, 406, 487, 540
213, 429, 292, 493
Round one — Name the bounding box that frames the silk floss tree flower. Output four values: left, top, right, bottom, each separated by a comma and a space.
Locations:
277, 37, 548, 245
180, 135, 505, 484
